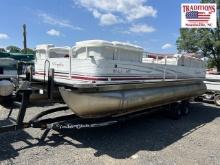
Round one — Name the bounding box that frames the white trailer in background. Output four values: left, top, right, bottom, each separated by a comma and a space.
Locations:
203, 74, 220, 106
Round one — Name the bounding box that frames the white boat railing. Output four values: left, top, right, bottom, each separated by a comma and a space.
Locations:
143, 52, 180, 80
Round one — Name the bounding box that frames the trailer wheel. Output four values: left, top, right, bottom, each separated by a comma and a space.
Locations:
170, 103, 182, 120
181, 101, 190, 116
204, 93, 214, 100
214, 95, 220, 106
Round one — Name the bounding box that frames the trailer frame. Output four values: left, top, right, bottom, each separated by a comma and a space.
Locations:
0, 87, 191, 134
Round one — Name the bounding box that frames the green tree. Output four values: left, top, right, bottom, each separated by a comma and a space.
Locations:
177, 0, 220, 71
21, 48, 35, 54
6, 46, 21, 53
207, 58, 217, 68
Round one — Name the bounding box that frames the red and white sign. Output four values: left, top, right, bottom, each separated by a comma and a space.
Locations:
181, 3, 217, 28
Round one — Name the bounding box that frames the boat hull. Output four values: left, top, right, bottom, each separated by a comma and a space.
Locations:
59, 80, 206, 118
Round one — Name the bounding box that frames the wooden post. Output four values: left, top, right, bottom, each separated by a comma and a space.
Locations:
23, 24, 27, 54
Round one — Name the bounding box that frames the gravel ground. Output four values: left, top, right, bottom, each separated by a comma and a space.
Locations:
0, 101, 220, 165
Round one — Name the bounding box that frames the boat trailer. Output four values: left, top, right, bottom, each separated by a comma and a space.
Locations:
1, 88, 171, 134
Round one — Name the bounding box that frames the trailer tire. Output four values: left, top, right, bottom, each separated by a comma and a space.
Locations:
170, 103, 182, 120
181, 101, 190, 116
204, 93, 214, 100
214, 95, 220, 106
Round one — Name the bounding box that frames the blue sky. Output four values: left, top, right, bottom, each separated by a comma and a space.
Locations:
0, 0, 200, 53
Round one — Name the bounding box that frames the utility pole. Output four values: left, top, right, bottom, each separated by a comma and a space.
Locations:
23, 24, 27, 54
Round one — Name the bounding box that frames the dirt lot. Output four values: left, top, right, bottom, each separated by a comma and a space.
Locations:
0, 101, 220, 165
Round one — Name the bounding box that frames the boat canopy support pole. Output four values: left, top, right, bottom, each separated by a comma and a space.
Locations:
47, 68, 54, 100
43, 59, 50, 89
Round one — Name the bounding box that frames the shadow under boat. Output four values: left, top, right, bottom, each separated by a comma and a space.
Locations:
56, 102, 220, 159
